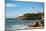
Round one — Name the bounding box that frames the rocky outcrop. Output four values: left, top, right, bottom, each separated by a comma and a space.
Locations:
31, 21, 40, 27
27, 20, 44, 27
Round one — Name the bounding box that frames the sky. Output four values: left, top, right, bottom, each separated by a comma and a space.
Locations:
5, 0, 44, 18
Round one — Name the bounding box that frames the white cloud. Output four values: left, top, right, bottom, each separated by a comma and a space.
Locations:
6, 3, 16, 7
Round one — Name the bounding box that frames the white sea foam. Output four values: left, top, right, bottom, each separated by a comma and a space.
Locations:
6, 24, 27, 31
11, 24, 27, 29
6, 23, 32, 31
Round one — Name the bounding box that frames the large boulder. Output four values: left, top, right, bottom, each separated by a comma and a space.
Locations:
31, 21, 40, 27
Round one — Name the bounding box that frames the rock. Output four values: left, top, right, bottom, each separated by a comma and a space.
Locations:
31, 21, 40, 27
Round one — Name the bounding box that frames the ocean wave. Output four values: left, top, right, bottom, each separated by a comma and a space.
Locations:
6, 24, 27, 31
5, 23, 33, 31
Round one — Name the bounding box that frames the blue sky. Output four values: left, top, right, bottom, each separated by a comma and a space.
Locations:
5, 0, 44, 18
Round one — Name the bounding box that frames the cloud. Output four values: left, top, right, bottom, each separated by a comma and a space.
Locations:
6, 3, 16, 7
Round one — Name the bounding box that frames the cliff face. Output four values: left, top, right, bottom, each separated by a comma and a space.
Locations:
18, 13, 44, 20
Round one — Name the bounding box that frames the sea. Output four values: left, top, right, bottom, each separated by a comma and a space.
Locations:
5, 18, 33, 31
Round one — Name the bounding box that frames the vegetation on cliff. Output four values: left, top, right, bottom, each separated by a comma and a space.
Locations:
18, 13, 44, 20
